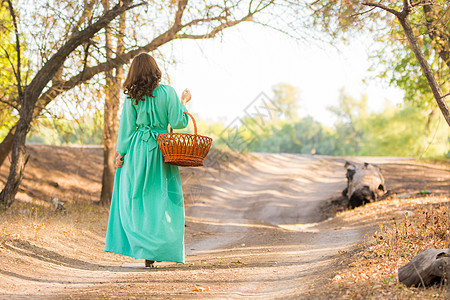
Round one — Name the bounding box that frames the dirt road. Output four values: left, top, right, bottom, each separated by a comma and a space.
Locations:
0, 150, 447, 299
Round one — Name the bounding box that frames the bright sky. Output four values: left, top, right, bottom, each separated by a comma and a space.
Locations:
164, 22, 405, 127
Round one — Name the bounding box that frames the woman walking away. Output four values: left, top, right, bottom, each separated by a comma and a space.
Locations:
104, 53, 191, 267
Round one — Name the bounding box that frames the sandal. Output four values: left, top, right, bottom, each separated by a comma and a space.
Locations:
145, 259, 155, 268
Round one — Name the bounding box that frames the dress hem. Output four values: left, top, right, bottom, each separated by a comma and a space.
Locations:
104, 248, 185, 264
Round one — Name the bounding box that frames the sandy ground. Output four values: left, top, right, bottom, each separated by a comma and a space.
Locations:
0, 146, 448, 299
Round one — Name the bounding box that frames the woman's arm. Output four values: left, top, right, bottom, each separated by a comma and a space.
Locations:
116, 97, 137, 157
168, 87, 190, 129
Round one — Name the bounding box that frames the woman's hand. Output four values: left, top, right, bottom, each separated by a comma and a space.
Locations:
115, 153, 124, 168
181, 89, 191, 105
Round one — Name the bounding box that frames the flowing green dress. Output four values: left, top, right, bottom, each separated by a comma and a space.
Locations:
104, 84, 188, 263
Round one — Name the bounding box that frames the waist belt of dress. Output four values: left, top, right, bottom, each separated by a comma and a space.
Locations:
136, 125, 167, 151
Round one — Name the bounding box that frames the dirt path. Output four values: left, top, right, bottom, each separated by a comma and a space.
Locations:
180, 154, 400, 297
0, 150, 447, 299
181, 154, 358, 297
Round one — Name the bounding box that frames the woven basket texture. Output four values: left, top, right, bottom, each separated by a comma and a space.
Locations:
158, 112, 212, 167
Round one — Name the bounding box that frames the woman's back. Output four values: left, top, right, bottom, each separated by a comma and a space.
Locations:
132, 84, 188, 130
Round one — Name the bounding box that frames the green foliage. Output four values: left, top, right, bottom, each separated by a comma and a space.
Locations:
243, 117, 337, 155
209, 88, 449, 158
0, 2, 27, 139
27, 115, 103, 145
328, 91, 369, 155
0, 110, 17, 139
359, 103, 449, 157
272, 83, 301, 120
307, 0, 450, 120
329, 91, 449, 157
370, 4, 450, 108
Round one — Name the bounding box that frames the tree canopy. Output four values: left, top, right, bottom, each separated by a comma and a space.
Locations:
307, 0, 450, 124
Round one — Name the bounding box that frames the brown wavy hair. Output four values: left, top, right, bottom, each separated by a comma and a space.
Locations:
123, 53, 162, 104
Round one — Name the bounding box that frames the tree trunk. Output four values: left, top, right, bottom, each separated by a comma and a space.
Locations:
100, 0, 115, 205
100, 6, 125, 205
0, 95, 32, 209
397, 14, 450, 126
0, 127, 15, 168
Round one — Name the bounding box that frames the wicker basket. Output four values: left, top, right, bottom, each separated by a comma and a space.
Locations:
158, 112, 213, 167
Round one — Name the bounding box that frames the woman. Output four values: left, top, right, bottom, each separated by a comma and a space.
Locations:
104, 53, 191, 267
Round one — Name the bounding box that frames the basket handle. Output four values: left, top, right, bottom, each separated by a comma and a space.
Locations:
169, 112, 197, 135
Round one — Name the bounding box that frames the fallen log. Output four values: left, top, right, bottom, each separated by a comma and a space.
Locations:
398, 247, 450, 287
343, 162, 386, 208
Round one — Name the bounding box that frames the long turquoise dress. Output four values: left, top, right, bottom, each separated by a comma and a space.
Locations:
105, 84, 189, 263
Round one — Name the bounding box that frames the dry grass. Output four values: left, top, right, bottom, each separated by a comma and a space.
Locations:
0, 198, 129, 268
327, 196, 450, 299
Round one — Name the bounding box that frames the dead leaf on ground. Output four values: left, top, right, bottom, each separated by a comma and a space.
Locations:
192, 286, 210, 292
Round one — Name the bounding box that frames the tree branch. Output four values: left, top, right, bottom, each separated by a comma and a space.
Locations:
362, 1, 400, 16
396, 8, 450, 125
423, 4, 450, 69
410, 1, 434, 8
363, 0, 449, 125
6, 0, 22, 98
400, 0, 414, 17
252, 0, 275, 14
182, 15, 227, 28
350, 6, 377, 19
68, 0, 96, 39
31, 1, 266, 119
174, 0, 189, 27
26, 0, 145, 108
0, 45, 18, 83
0, 98, 19, 111
176, 14, 254, 40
